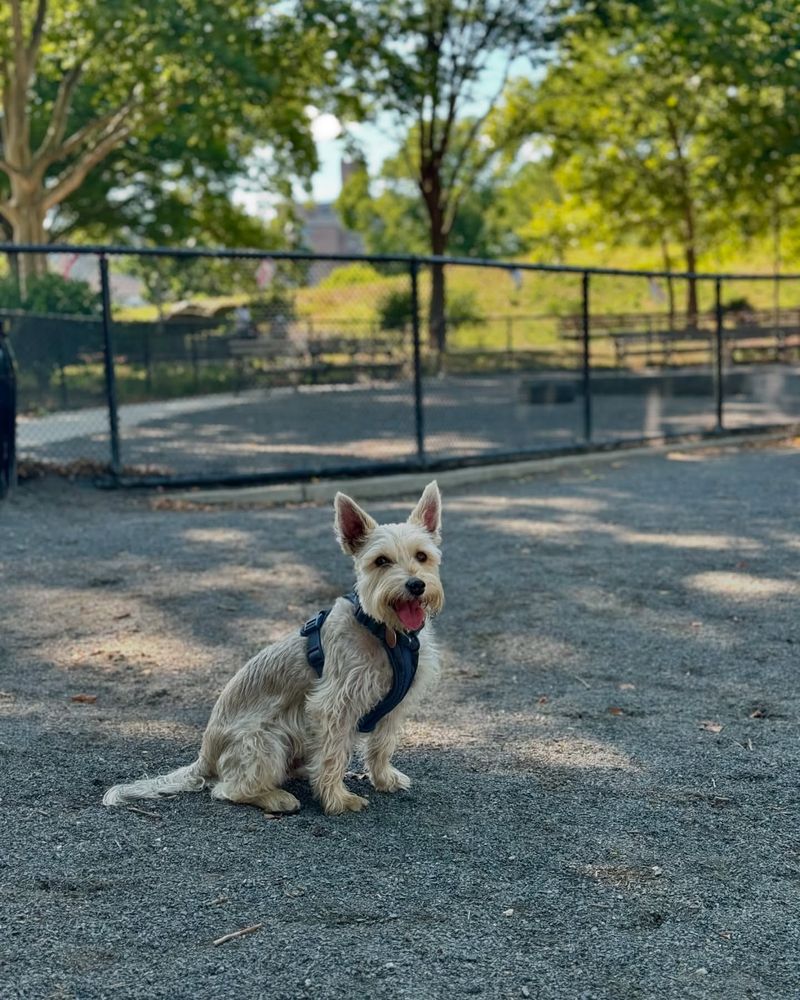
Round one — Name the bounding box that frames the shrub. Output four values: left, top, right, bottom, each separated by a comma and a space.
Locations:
319, 263, 382, 289
447, 289, 485, 328
378, 288, 414, 331
722, 296, 755, 314
0, 272, 99, 315
378, 286, 486, 332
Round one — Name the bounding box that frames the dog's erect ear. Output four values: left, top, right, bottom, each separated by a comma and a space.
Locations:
334, 492, 378, 554
408, 480, 442, 541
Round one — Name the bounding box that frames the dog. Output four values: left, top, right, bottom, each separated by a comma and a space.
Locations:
103, 482, 444, 816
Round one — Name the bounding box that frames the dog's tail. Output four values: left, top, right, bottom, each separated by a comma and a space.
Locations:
102, 758, 208, 807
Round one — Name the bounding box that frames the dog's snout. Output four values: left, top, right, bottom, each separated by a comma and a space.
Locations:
406, 577, 426, 597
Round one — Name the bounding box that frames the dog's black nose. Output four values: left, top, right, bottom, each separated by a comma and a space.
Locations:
406, 577, 426, 597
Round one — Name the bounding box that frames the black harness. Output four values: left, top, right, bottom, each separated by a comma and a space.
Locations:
299, 591, 421, 733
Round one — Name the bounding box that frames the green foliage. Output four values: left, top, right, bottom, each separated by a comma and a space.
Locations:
377, 288, 414, 331
0, 0, 333, 247
318, 263, 383, 288
0, 273, 98, 315
446, 289, 485, 329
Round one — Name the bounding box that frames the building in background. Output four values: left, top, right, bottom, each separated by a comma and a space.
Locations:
300, 161, 363, 283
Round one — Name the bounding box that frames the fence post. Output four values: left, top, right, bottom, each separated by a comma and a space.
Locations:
581, 271, 592, 442
99, 254, 121, 477
714, 276, 724, 432
410, 257, 426, 465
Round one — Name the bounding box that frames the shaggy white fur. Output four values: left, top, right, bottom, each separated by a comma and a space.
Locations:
103, 482, 444, 816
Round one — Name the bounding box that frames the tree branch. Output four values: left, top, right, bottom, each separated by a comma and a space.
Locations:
0, 199, 20, 227
9, 0, 25, 57
442, 41, 518, 204
42, 124, 132, 211
33, 63, 85, 166
58, 90, 139, 166
27, 0, 48, 64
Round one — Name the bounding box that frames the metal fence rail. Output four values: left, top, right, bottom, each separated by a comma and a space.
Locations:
6, 243, 800, 489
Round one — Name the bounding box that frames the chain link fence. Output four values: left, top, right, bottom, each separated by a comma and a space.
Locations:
6, 245, 800, 488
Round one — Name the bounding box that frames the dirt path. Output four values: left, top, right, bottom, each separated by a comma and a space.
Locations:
1, 440, 798, 999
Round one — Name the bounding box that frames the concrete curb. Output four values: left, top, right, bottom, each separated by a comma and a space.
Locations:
160, 428, 797, 509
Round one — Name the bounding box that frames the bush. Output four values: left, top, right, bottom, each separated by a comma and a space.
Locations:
722, 296, 755, 314
0, 272, 99, 315
378, 286, 486, 333
378, 288, 414, 331
319, 263, 382, 289
447, 289, 485, 328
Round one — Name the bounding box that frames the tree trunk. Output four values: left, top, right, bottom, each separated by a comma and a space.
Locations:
429, 243, 447, 353
659, 235, 675, 331
12, 199, 48, 297
420, 167, 449, 352
685, 243, 698, 325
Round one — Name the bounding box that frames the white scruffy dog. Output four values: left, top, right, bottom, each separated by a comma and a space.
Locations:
103, 482, 444, 816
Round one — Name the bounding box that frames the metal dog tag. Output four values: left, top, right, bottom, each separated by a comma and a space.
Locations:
385, 626, 397, 648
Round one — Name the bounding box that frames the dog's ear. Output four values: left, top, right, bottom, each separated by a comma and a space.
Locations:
334, 492, 378, 555
408, 480, 441, 541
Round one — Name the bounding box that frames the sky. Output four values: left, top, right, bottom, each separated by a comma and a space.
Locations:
234, 51, 536, 217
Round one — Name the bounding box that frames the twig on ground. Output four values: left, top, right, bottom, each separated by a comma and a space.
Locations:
560, 668, 591, 689
125, 806, 162, 820
212, 922, 263, 946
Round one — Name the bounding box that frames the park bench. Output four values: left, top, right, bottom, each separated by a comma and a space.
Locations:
558, 309, 800, 367
724, 311, 800, 363
227, 333, 407, 385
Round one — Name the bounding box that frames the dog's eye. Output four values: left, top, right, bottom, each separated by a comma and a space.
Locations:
374, 555, 391, 567
415, 551, 428, 563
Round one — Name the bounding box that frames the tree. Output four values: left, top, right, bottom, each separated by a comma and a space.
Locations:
311, 0, 552, 349
0, 0, 323, 288
501, 13, 746, 318
336, 145, 525, 262
514, 0, 800, 317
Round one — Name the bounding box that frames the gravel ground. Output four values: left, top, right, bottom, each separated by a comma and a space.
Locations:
18, 371, 800, 477
1, 439, 799, 1000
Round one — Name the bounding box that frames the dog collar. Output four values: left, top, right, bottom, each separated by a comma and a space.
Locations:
299, 592, 421, 733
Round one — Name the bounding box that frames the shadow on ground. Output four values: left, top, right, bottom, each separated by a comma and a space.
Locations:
1, 439, 798, 999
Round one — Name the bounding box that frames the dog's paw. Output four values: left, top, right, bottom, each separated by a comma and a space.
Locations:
261, 790, 301, 814
370, 767, 411, 793
324, 791, 369, 815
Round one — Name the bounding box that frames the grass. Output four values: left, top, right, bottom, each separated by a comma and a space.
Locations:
20, 238, 798, 416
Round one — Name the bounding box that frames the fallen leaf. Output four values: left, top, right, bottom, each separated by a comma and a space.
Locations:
749, 708, 767, 719
537, 696, 549, 705
618, 682, 636, 691
700, 720, 723, 734
608, 706, 625, 716
70, 693, 97, 704
503, 908, 515, 917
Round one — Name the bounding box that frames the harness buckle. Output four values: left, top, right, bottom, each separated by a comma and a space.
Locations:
300, 609, 327, 637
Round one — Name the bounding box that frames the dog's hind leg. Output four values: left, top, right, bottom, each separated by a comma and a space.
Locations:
209, 727, 300, 814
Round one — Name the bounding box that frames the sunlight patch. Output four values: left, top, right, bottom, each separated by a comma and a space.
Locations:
686, 571, 800, 600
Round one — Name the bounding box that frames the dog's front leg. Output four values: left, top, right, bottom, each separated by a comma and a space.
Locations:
307, 711, 368, 816
365, 717, 411, 792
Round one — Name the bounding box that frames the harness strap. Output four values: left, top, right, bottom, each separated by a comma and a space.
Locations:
299, 593, 420, 733
300, 609, 330, 677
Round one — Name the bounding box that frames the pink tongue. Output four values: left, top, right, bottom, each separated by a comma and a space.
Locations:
395, 599, 425, 631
